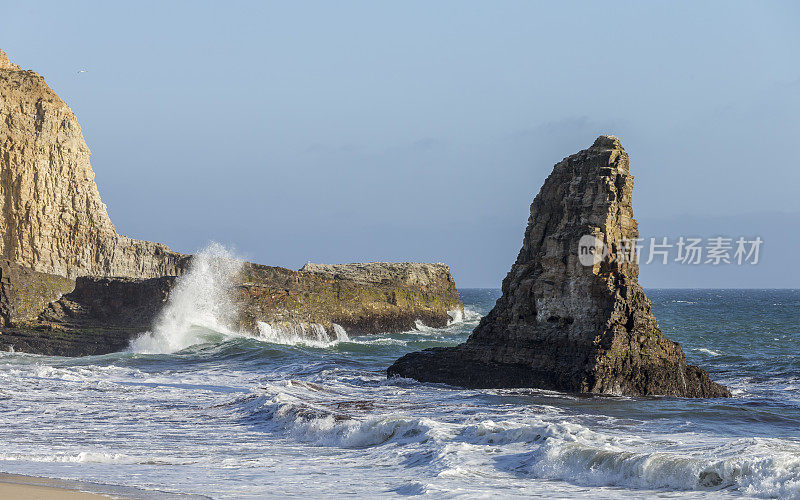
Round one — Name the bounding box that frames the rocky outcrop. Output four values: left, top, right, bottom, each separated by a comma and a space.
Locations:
0, 259, 74, 326
388, 136, 729, 398
0, 274, 176, 356
0, 49, 465, 356
0, 49, 186, 279
0, 260, 463, 355
40, 275, 177, 329
239, 262, 463, 335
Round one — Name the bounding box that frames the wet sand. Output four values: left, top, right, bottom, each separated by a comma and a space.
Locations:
0, 474, 111, 498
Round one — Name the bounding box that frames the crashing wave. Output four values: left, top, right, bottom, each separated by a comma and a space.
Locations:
229, 386, 800, 497
447, 307, 482, 326
460, 420, 800, 496
231, 392, 437, 448
447, 309, 464, 324
130, 242, 243, 354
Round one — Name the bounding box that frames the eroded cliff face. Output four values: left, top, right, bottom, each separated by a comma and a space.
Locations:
240, 262, 463, 335
388, 136, 730, 398
0, 49, 186, 278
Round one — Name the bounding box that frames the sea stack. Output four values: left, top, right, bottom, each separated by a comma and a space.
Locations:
389, 136, 730, 398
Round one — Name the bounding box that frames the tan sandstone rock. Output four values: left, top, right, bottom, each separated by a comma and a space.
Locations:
0, 49, 466, 356
0, 49, 186, 278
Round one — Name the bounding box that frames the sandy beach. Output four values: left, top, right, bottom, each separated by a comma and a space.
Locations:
0, 474, 124, 499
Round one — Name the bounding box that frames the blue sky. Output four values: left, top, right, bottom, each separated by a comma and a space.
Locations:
2, 1, 798, 287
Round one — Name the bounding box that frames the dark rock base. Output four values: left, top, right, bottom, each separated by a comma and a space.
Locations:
388, 346, 731, 398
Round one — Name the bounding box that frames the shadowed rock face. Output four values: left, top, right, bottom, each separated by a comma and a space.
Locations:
389, 136, 730, 398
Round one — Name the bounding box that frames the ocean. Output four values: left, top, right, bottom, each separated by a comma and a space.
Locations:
1, 265, 799, 498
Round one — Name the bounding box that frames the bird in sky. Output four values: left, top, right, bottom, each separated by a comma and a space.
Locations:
77, 68, 87, 74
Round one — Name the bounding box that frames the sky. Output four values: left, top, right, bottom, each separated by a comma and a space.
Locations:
2, 1, 798, 287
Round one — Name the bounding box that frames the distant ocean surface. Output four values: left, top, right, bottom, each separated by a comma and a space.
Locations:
1, 287, 799, 498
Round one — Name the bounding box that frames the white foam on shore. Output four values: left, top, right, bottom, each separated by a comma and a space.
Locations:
239, 387, 800, 497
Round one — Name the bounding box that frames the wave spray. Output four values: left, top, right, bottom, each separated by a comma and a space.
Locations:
130, 242, 243, 354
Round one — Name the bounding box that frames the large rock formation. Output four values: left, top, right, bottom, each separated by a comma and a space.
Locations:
0, 260, 463, 355
0, 48, 465, 356
0, 49, 185, 278
389, 136, 730, 398
0, 274, 176, 356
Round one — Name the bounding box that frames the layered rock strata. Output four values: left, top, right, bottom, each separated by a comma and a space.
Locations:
388, 136, 729, 398
239, 262, 463, 335
0, 274, 176, 356
0, 49, 186, 278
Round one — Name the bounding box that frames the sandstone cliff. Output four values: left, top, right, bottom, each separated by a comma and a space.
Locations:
0, 49, 186, 279
388, 136, 730, 398
0, 48, 465, 356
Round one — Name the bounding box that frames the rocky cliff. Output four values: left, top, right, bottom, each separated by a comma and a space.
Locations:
0, 49, 186, 278
0, 260, 463, 355
240, 262, 462, 335
388, 136, 730, 398
0, 274, 176, 356
0, 48, 464, 356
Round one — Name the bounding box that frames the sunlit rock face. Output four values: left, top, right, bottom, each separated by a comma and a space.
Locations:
0, 48, 186, 279
389, 136, 730, 398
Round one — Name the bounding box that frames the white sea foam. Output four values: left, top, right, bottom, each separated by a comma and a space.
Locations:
130, 242, 243, 354
414, 319, 432, 332
256, 322, 350, 347
1, 288, 797, 499
238, 391, 445, 449
526, 435, 800, 496
236, 380, 800, 498
447, 308, 464, 324
0, 451, 140, 464
447, 306, 482, 326
695, 348, 722, 356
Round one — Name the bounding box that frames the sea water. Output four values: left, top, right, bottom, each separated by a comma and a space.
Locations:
0, 248, 799, 498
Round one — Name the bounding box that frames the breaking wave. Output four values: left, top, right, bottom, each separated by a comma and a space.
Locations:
1, 288, 798, 498
447, 307, 482, 325
230, 387, 800, 497
130, 242, 243, 354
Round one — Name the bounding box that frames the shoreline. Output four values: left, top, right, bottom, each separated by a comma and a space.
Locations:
0, 473, 115, 499
0, 473, 206, 499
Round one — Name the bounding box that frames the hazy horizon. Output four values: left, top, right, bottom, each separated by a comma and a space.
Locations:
2, 1, 798, 287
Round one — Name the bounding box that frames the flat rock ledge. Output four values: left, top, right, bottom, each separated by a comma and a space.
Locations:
388, 136, 730, 398
0, 260, 463, 356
